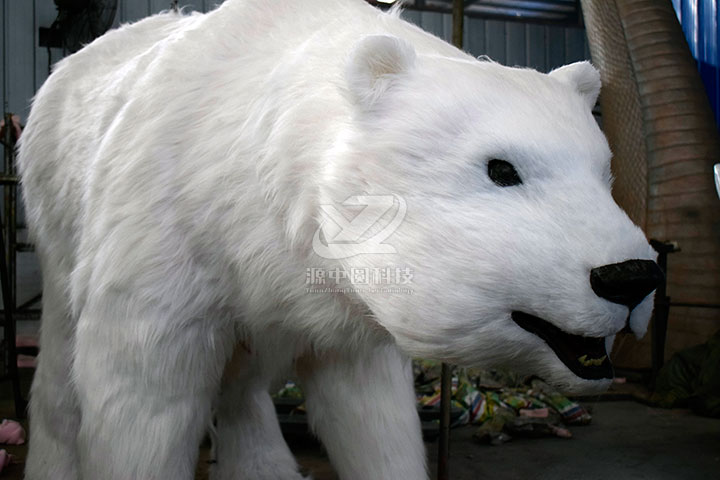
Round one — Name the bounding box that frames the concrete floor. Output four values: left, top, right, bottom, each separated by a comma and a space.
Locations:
1, 369, 719, 479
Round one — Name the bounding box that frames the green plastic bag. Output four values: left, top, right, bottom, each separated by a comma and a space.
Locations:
652, 330, 720, 418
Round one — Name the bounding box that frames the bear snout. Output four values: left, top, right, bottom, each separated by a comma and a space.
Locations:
589, 259, 664, 311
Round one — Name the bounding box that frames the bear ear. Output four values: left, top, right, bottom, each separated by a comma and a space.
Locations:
549, 61, 601, 110
346, 35, 417, 109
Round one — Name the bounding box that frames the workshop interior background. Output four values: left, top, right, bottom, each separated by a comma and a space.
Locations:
2, 0, 718, 369
0, 1, 719, 479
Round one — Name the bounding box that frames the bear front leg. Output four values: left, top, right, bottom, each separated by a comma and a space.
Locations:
73, 297, 236, 480
211, 346, 307, 480
298, 342, 428, 480
25, 278, 80, 480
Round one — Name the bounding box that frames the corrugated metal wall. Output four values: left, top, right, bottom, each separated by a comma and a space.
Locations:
1, 0, 590, 121
402, 11, 590, 72
0, 0, 205, 119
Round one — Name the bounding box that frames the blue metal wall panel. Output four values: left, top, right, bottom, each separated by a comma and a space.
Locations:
701, 0, 718, 121
464, 16, 486, 56
526, 24, 547, 71
6, 0, 34, 120
400, 10, 588, 72
122, 0, 150, 23
1, 0, 5, 112
485, 20, 507, 64
34, 0, 56, 93
545, 24, 566, 70
150, 0, 168, 13
505, 22, 526, 67
564, 27, 586, 64
401, 9, 422, 26
420, 11, 452, 42
675, 0, 720, 126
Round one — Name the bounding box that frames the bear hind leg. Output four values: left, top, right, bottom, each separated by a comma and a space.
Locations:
25, 275, 81, 480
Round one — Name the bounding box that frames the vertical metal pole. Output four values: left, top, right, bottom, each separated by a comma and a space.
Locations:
437, 363, 452, 480
0, 201, 21, 417
438, 5, 463, 480
3, 112, 14, 310
3, 112, 11, 299
1, 112, 21, 417
651, 242, 671, 384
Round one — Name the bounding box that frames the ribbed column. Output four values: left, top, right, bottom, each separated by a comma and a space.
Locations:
582, 0, 720, 364
580, 0, 648, 229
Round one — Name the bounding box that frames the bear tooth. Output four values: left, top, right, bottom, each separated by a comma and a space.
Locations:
577, 354, 608, 367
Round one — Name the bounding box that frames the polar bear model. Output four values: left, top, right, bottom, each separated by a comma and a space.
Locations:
18, 0, 662, 478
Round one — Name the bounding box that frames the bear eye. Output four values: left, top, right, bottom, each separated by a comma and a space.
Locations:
488, 159, 522, 187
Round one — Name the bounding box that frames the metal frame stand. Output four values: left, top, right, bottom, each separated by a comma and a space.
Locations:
649, 239, 676, 382
648, 239, 719, 384
437, 363, 452, 480
0, 112, 25, 417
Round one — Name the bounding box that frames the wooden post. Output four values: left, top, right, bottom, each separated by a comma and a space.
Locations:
452, 0, 464, 49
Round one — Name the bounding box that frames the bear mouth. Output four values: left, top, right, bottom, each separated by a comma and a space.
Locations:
511, 311, 613, 380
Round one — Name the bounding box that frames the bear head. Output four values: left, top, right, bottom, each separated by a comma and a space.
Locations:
315, 35, 662, 394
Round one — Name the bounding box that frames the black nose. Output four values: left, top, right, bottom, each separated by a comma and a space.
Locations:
590, 260, 664, 310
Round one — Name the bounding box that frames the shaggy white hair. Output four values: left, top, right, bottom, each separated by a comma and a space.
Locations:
18, 0, 656, 478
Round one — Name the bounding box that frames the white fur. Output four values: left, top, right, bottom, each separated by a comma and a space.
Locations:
549, 61, 601, 109
17, 0, 656, 478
